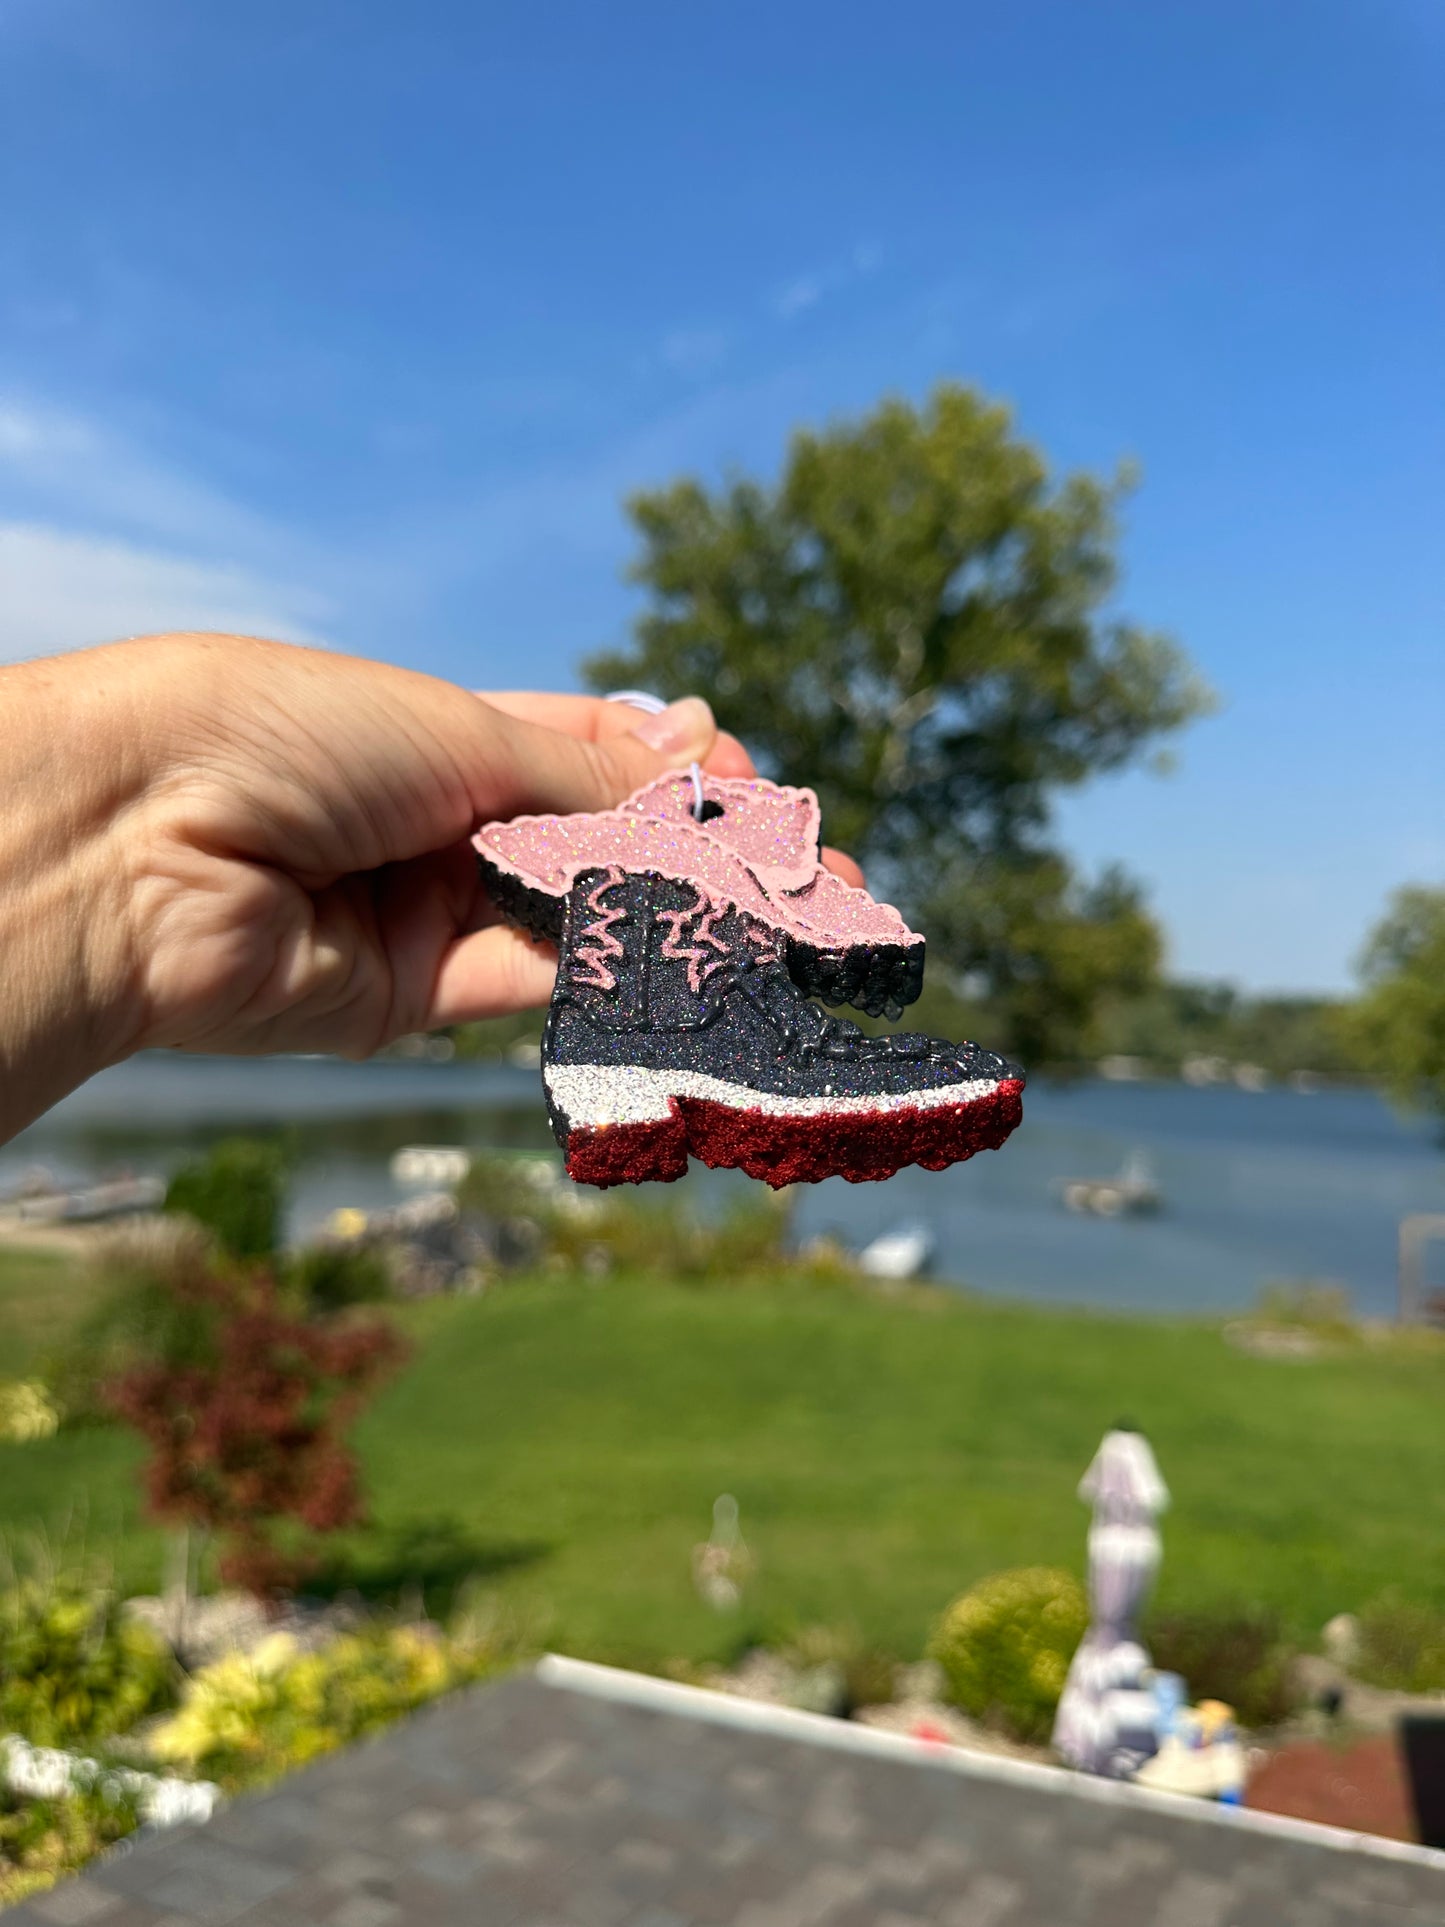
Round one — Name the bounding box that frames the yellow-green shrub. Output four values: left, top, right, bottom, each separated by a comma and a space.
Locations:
0, 1582, 175, 1749
1353, 1591, 1445, 1694
0, 1381, 60, 1444
148, 1622, 495, 1787
0, 1782, 142, 1908
930, 1567, 1087, 1744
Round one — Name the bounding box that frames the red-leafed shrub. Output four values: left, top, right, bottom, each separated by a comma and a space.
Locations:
107, 1268, 406, 1599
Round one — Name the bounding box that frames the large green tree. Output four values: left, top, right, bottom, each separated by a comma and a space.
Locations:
1340, 886, 1445, 1119
588, 384, 1211, 1062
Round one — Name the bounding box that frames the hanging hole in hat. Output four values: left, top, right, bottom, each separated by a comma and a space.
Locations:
688, 763, 725, 822
687, 760, 726, 823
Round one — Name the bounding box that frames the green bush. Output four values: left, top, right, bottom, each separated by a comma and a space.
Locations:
782, 1624, 898, 1714
47, 1218, 218, 1423
165, 1138, 285, 1261
0, 1782, 142, 1908
0, 1579, 176, 1749
1353, 1591, 1445, 1694
930, 1567, 1087, 1744
286, 1244, 392, 1312
1253, 1280, 1356, 1339
1148, 1609, 1300, 1729
457, 1153, 851, 1285
446, 1013, 545, 1062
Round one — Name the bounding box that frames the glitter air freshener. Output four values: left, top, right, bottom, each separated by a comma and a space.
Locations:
473, 771, 1024, 1188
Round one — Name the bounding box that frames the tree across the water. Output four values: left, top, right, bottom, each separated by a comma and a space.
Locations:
1341, 885, 1445, 1121
588, 383, 1212, 1064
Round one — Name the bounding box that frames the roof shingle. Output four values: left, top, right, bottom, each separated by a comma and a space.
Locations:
9, 1663, 1444, 1926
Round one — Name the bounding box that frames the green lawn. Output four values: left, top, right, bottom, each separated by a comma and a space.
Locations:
3, 1273, 1444, 1665
0, 1244, 108, 1378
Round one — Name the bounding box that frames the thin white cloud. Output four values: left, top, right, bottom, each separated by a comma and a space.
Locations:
0, 397, 286, 561
659, 327, 730, 376
0, 394, 340, 664
0, 523, 330, 664
775, 276, 823, 320
376, 356, 824, 608
772, 242, 883, 322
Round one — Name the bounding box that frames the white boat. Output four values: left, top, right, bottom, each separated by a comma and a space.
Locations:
1058, 1153, 1161, 1219
7, 1175, 166, 1224
389, 1146, 472, 1188
858, 1222, 936, 1279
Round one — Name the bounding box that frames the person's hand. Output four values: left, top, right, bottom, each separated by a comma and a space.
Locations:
0, 633, 861, 1142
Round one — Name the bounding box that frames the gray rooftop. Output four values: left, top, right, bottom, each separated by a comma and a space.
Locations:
10, 1658, 1445, 1927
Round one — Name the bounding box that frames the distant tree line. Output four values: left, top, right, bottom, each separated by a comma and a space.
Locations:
1089, 981, 1354, 1083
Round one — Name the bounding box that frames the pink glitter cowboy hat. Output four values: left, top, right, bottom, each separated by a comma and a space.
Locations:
474, 771, 924, 1017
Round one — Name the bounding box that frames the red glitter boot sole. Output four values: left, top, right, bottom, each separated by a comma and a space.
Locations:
548, 1064, 1025, 1190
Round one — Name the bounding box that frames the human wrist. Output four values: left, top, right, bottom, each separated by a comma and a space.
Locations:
0, 658, 142, 1140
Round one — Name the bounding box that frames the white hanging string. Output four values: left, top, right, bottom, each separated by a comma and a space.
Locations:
604, 688, 667, 715
605, 687, 707, 821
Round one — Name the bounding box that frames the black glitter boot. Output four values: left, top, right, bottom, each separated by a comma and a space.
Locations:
543, 867, 1023, 1188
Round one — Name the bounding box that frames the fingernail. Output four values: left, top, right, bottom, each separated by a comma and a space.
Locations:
630, 695, 714, 758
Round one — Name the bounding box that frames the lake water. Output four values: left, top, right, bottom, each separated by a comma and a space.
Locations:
6, 1055, 1443, 1320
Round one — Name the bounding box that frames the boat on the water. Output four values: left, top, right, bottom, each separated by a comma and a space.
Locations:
0, 1172, 166, 1225
390, 1145, 473, 1188
858, 1222, 937, 1279
1057, 1152, 1161, 1219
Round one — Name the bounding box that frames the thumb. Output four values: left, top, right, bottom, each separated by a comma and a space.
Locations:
469, 694, 718, 822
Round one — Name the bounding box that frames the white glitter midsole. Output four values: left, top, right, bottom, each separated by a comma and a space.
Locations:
545, 1063, 1004, 1128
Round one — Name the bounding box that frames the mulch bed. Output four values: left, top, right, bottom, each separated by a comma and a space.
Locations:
1246, 1735, 1417, 1843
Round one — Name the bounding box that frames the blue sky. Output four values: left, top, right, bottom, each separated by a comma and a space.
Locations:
2, 0, 1441, 993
